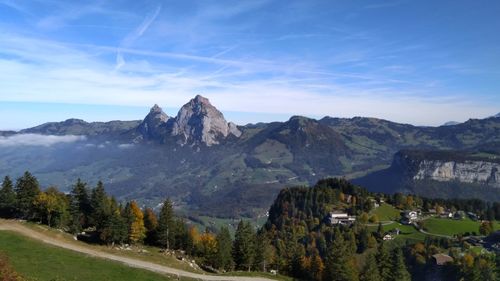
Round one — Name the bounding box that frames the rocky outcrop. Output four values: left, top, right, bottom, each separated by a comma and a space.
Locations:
393, 151, 500, 188
171, 95, 241, 146
137, 104, 170, 140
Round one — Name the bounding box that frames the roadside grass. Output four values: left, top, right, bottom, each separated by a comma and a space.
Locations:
221, 271, 293, 281
18, 221, 203, 274
3, 220, 285, 280
0, 231, 188, 281
370, 203, 400, 221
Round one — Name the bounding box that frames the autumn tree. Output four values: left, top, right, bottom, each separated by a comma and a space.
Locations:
34, 187, 69, 227
143, 207, 158, 245
124, 201, 146, 244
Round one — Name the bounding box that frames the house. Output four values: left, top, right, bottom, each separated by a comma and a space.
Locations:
467, 212, 479, 221
329, 212, 356, 225
440, 211, 454, 219
369, 198, 380, 208
432, 254, 454, 266
402, 210, 418, 224
390, 228, 401, 236
454, 211, 466, 220
383, 234, 394, 241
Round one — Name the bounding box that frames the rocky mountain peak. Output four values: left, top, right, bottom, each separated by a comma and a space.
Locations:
172, 95, 241, 146
137, 104, 170, 140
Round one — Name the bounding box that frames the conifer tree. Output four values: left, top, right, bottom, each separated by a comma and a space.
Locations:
360, 252, 381, 281
323, 229, 358, 281
376, 242, 391, 281
0, 176, 16, 217
233, 220, 256, 271
254, 231, 274, 272
90, 181, 109, 229
215, 226, 233, 271
157, 199, 176, 249
390, 248, 410, 281
99, 198, 127, 245
15, 171, 41, 219
69, 178, 91, 233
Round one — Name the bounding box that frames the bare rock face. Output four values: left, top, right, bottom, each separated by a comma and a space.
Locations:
171, 95, 241, 146
413, 160, 500, 187
137, 104, 170, 140
393, 151, 500, 188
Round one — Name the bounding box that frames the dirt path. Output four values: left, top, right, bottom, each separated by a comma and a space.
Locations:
0, 220, 275, 281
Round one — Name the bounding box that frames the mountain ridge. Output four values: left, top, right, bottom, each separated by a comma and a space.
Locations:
1, 95, 499, 217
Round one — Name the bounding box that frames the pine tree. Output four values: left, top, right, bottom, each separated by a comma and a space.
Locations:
360, 252, 381, 281
254, 231, 274, 272
15, 171, 41, 219
0, 176, 16, 218
157, 199, 176, 249
69, 179, 91, 233
323, 229, 358, 281
376, 242, 391, 281
99, 198, 127, 245
233, 220, 256, 271
90, 181, 109, 229
390, 248, 410, 281
215, 226, 233, 271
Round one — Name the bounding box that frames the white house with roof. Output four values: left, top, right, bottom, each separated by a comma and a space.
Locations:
329, 212, 356, 225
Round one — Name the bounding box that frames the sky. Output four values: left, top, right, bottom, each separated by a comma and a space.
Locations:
0, 0, 499, 130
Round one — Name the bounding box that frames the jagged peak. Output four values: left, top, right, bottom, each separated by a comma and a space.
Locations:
192, 94, 211, 105
150, 104, 163, 113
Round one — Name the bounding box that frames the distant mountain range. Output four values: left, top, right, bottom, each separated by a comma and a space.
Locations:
1, 96, 499, 217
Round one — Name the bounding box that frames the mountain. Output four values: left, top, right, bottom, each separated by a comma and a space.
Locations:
1, 95, 499, 217
442, 121, 460, 126
354, 148, 500, 201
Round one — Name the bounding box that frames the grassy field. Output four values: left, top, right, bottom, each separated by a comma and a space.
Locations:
370, 203, 400, 221
422, 218, 500, 236
0, 231, 187, 281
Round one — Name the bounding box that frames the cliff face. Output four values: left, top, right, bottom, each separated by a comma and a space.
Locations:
393, 151, 500, 188
413, 161, 500, 187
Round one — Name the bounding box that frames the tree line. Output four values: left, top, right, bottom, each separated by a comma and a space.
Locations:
0, 172, 264, 273
1, 173, 499, 280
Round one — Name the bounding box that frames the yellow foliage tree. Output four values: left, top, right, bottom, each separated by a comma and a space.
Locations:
128, 201, 146, 244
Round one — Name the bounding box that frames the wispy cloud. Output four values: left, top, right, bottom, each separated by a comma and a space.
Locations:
0, 134, 86, 147
116, 5, 162, 70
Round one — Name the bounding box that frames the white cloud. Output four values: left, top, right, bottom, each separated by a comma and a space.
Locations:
118, 143, 134, 149
0, 134, 86, 147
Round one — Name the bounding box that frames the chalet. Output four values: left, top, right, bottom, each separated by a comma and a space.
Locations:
432, 254, 454, 266
467, 212, 479, 221
329, 212, 356, 225
440, 211, 454, 219
402, 210, 418, 224
383, 234, 394, 241
454, 211, 466, 220
369, 198, 380, 208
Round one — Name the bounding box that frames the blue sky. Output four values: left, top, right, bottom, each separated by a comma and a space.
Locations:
0, 0, 499, 129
